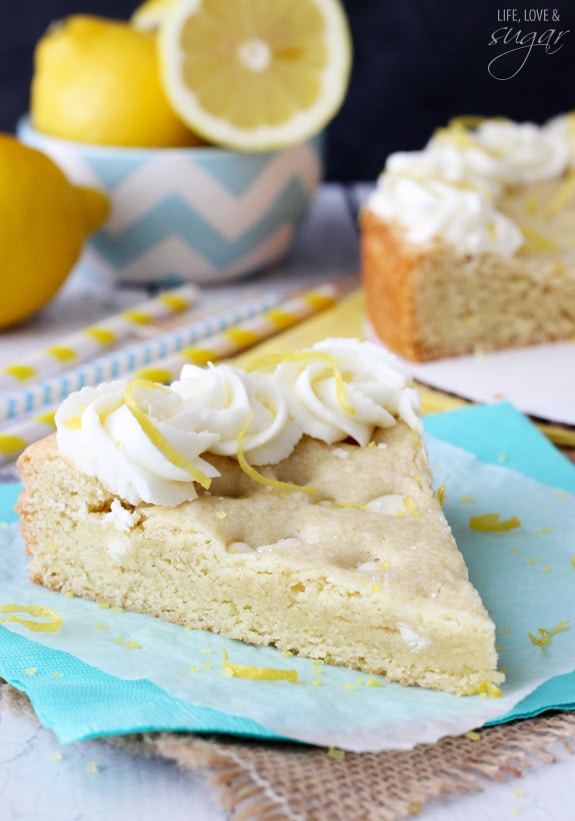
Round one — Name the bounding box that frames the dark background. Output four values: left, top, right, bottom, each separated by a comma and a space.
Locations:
1, 0, 574, 181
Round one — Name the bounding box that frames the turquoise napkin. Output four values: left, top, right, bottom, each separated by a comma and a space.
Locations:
1, 402, 574, 751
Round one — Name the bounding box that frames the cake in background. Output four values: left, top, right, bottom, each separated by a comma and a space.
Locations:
361, 114, 575, 361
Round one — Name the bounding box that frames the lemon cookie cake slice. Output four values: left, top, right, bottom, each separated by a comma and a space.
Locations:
16, 339, 503, 695
361, 114, 575, 360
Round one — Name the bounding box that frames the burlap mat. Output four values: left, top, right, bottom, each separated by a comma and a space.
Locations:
3, 679, 575, 821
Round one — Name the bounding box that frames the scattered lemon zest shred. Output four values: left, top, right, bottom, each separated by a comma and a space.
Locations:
221, 650, 298, 683
528, 619, 569, 648
469, 512, 521, 532
542, 169, 575, 217
518, 225, 559, 253
437, 476, 448, 506
472, 681, 503, 698
0, 604, 62, 633
403, 496, 421, 517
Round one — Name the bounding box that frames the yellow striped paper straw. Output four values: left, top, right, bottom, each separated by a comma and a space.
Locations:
0, 282, 341, 464
0, 288, 289, 423
0, 283, 199, 392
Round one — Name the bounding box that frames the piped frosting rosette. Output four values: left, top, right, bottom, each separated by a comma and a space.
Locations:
172, 362, 301, 465
272, 338, 421, 445
367, 114, 575, 255
56, 379, 220, 506
55, 339, 423, 506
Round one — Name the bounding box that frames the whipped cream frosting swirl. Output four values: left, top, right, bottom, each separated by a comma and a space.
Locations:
55, 339, 424, 505
273, 338, 421, 446
368, 171, 523, 255
173, 363, 301, 465
367, 114, 574, 254
472, 119, 569, 184
56, 380, 220, 506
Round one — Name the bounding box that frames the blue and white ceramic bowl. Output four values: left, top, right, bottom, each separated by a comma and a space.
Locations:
18, 116, 323, 286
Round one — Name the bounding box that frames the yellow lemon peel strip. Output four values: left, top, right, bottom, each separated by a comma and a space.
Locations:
469, 513, 522, 532
222, 650, 298, 683
528, 619, 569, 648
542, 169, 575, 218
236, 411, 316, 495
123, 379, 211, 489
437, 476, 448, 506
0, 604, 62, 633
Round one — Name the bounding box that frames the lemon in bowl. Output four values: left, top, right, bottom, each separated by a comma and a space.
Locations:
21, 1, 351, 286
31, 14, 202, 148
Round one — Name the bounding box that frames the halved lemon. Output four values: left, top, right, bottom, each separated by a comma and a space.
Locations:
131, 0, 178, 31
158, 0, 352, 151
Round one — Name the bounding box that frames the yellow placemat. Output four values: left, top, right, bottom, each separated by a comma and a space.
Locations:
231, 288, 367, 365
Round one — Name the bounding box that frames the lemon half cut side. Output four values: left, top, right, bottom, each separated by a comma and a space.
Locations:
131, 0, 178, 31
158, 0, 352, 151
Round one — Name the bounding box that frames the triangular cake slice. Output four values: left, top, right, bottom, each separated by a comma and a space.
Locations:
16, 339, 503, 696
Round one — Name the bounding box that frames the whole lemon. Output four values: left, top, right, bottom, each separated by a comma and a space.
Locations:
31, 14, 202, 148
0, 133, 109, 330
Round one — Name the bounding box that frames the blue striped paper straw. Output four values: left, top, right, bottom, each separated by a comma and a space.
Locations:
0, 281, 343, 464
0, 289, 286, 424
0, 283, 200, 392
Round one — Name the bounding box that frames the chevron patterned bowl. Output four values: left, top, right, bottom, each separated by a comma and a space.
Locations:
17, 116, 323, 286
